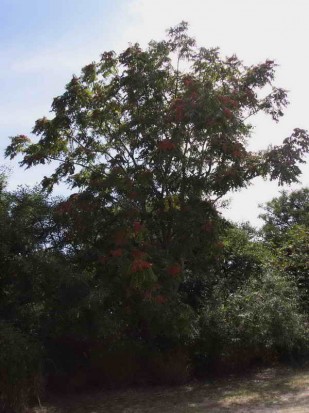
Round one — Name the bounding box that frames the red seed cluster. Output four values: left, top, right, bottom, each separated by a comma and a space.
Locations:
201, 221, 214, 233
154, 295, 167, 304
131, 259, 152, 273
223, 108, 233, 119
167, 264, 182, 277
158, 139, 176, 151
132, 249, 146, 259
133, 221, 143, 234
110, 248, 123, 257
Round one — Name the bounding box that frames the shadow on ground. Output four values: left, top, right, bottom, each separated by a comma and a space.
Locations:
34, 365, 309, 413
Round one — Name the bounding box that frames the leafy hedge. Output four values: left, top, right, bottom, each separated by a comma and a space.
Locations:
196, 272, 308, 375
0, 322, 42, 412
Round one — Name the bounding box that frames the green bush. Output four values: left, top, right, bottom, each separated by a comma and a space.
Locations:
0, 322, 42, 412
197, 272, 308, 373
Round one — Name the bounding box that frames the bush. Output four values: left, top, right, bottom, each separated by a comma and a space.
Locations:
88, 340, 144, 387
0, 322, 42, 412
197, 272, 308, 374
146, 348, 192, 385
46, 337, 192, 390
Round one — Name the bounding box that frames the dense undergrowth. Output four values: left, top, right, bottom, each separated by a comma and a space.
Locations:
0, 178, 308, 412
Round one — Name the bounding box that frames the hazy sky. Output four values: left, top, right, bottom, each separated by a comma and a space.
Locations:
1, 0, 308, 226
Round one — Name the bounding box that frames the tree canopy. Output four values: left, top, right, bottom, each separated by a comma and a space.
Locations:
6, 22, 309, 194
5, 22, 309, 300
260, 188, 309, 312
260, 187, 309, 244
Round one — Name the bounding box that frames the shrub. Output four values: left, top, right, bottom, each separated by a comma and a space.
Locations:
0, 322, 42, 412
88, 340, 144, 387
197, 271, 308, 374
146, 348, 192, 385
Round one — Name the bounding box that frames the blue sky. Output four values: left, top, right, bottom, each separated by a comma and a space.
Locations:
1, 0, 128, 185
1, 0, 309, 225
0, 0, 127, 130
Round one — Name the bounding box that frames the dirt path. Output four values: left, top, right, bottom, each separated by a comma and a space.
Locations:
35, 365, 309, 413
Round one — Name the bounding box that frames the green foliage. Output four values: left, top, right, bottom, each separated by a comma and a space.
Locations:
198, 272, 308, 372
275, 225, 309, 312
260, 188, 309, 245
260, 189, 309, 312
216, 223, 271, 292
0, 322, 42, 413
0, 186, 58, 334
0, 168, 8, 192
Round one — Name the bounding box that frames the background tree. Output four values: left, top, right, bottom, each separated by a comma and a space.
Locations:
260, 188, 309, 245
260, 188, 309, 312
0, 184, 54, 332
0, 180, 55, 411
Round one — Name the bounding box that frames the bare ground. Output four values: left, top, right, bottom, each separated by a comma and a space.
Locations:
34, 365, 309, 413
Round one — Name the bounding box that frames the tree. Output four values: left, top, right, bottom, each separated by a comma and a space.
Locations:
260, 188, 309, 312
5, 22, 309, 347
277, 225, 309, 313
0, 182, 55, 410
216, 223, 271, 292
198, 270, 308, 372
260, 187, 309, 245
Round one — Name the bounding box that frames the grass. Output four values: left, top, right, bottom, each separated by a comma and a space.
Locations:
33, 364, 309, 413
